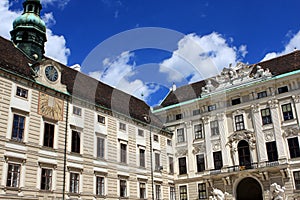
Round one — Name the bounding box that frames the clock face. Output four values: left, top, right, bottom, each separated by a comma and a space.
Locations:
45, 65, 58, 82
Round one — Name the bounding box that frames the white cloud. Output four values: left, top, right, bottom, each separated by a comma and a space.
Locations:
88, 51, 160, 102
0, 0, 70, 65
261, 30, 300, 61
159, 32, 247, 83
40, 0, 70, 9
42, 12, 56, 27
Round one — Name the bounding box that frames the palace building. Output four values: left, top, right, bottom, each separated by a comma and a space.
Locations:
1, 0, 300, 200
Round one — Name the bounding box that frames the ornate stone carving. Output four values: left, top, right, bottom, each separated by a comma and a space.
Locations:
264, 131, 275, 142
192, 143, 206, 154
202, 116, 210, 124
282, 126, 300, 137
227, 130, 256, 150
201, 79, 216, 95
232, 109, 244, 116
253, 65, 272, 79
268, 99, 278, 108
209, 188, 229, 200
184, 121, 192, 128
270, 183, 285, 200
212, 140, 221, 151
175, 148, 188, 157
216, 113, 225, 121
251, 104, 260, 113
292, 95, 300, 103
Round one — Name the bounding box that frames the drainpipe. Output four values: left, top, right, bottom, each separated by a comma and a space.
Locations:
62, 98, 69, 200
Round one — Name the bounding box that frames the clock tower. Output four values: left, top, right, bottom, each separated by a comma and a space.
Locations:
10, 0, 47, 61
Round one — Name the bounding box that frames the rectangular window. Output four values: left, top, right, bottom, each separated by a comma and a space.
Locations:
235, 115, 245, 131
155, 185, 161, 200
213, 151, 223, 170
139, 149, 145, 167
261, 108, 272, 125
288, 137, 300, 158
69, 172, 79, 193
170, 186, 176, 200
178, 157, 187, 175
120, 180, 127, 197
71, 130, 80, 153
167, 139, 172, 146
97, 115, 105, 124
120, 143, 127, 163
96, 176, 105, 196
73, 106, 82, 116
43, 122, 54, 148
155, 153, 161, 171
196, 154, 205, 172
97, 137, 105, 158
294, 171, 300, 190
193, 109, 200, 116
11, 114, 25, 142
139, 182, 146, 199
278, 86, 288, 94
41, 168, 52, 190
210, 120, 219, 136
194, 124, 203, 139
266, 141, 278, 162
208, 104, 216, 112
176, 113, 183, 120
179, 185, 187, 200
169, 157, 174, 174
257, 91, 267, 99
232, 98, 241, 105
138, 129, 144, 137
154, 134, 159, 142
16, 86, 28, 98
6, 163, 20, 187
119, 122, 126, 131
177, 128, 185, 143
282, 103, 294, 121
198, 183, 207, 199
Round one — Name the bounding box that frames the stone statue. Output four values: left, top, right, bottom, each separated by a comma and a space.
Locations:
209, 188, 228, 200
270, 183, 285, 200
201, 80, 215, 94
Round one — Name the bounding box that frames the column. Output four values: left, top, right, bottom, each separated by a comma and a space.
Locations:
251, 104, 268, 163
268, 99, 287, 160
185, 121, 195, 174
203, 116, 213, 170
217, 113, 230, 167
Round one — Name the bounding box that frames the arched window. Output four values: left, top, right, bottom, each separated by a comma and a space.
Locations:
27, 5, 33, 12
238, 140, 251, 168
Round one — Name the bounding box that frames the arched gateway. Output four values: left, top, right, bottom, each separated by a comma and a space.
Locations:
236, 177, 263, 200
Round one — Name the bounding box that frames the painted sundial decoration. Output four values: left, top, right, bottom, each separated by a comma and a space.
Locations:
38, 92, 64, 121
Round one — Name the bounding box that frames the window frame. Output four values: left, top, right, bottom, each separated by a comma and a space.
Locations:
119, 122, 126, 131
40, 168, 52, 191
16, 86, 28, 99
288, 137, 300, 159
266, 141, 278, 162
154, 152, 161, 171
155, 184, 161, 200
72, 106, 82, 116
177, 128, 185, 143
97, 115, 105, 124
278, 85, 289, 94
210, 120, 219, 136
198, 183, 207, 199
169, 156, 174, 174
96, 136, 105, 159
282, 103, 294, 121
194, 124, 204, 139
179, 185, 188, 200
71, 130, 81, 154
170, 186, 176, 200
232, 97, 241, 105
11, 114, 26, 142
196, 154, 205, 172
6, 163, 21, 188
120, 143, 127, 163
257, 91, 267, 99
208, 104, 216, 112
96, 176, 105, 196
261, 108, 272, 125
294, 171, 300, 190
43, 122, 55, 148
139, 148, 146, 167
178, 157, 187, 175
139, 182, 146, 199
120, 179, 127, 197
69, 172, 80, 194
234, 114, 245, 131
213, 151, 223, 170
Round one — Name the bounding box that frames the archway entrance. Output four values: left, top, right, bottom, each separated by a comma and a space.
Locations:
238, 140, 251, 168
236, 178, 263, 200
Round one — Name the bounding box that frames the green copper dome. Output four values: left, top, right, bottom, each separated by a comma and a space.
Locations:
13, 13, 46, 32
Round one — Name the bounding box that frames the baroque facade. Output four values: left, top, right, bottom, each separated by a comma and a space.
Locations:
154, 51, 300, 199
2, 0, 300, 200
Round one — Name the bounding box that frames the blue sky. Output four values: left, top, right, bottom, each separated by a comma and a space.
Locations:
1, 0, 300, 106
